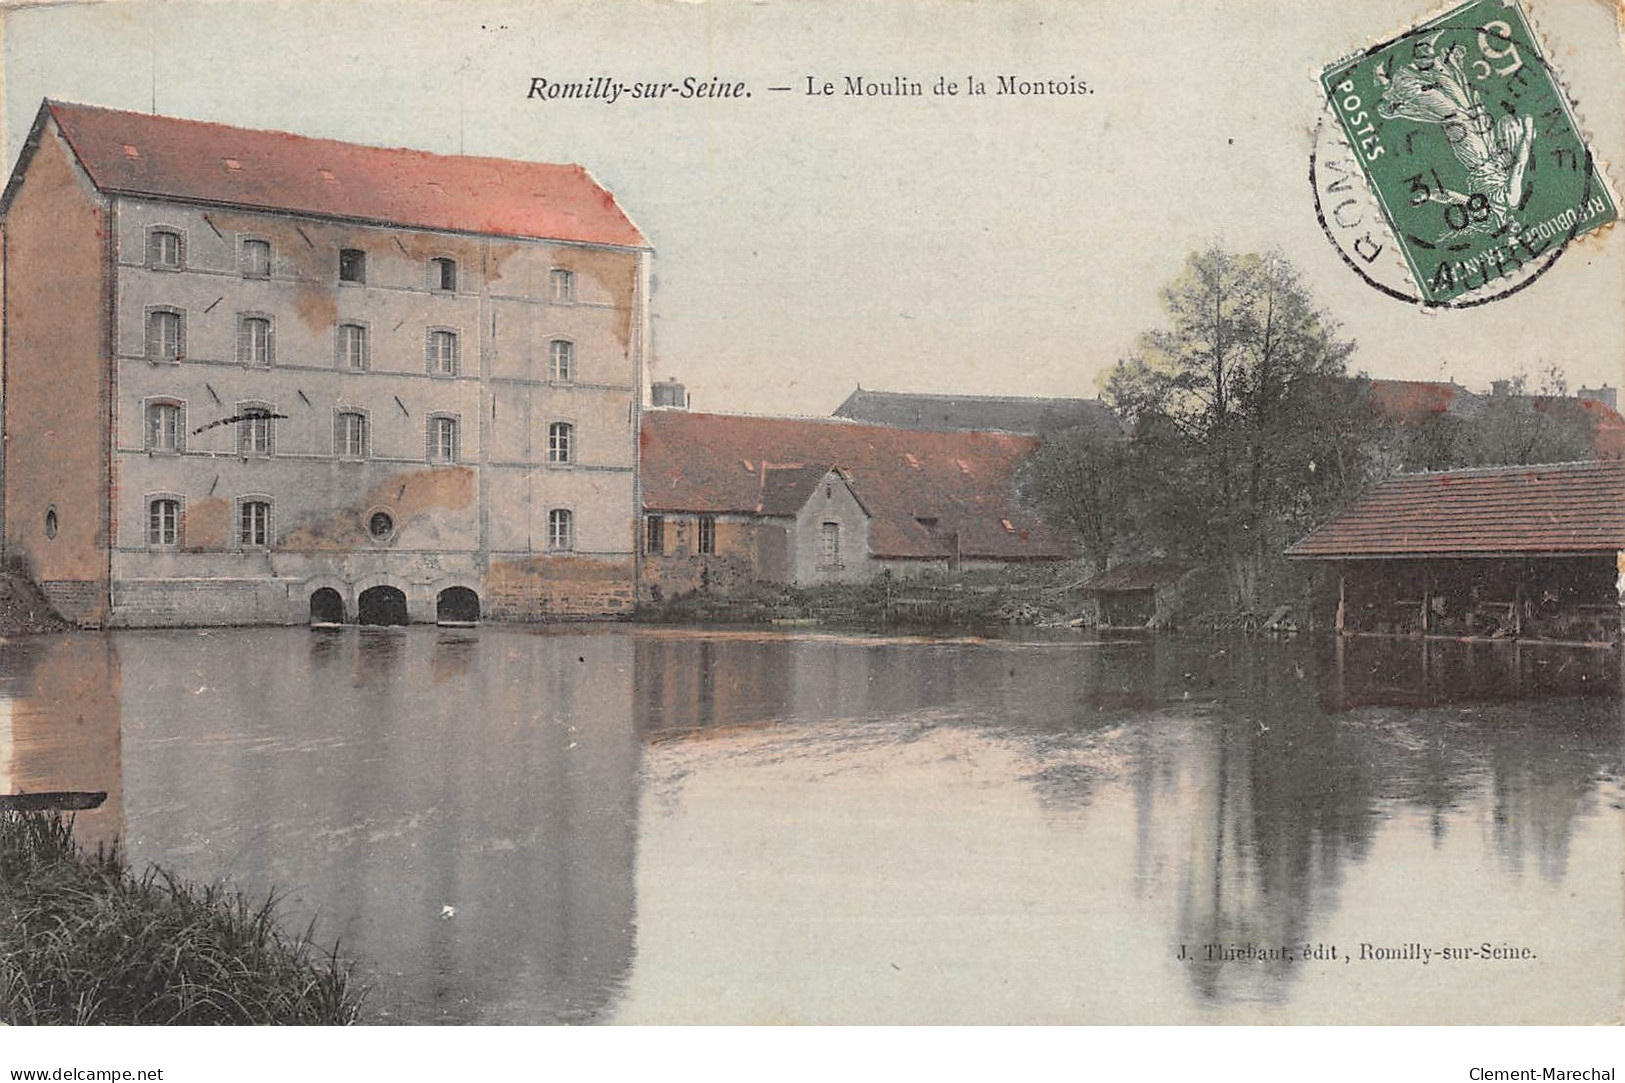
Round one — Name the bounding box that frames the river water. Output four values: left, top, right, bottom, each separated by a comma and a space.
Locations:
1, 625, 1619, 1024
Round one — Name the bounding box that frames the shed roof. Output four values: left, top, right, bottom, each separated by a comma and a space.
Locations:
1078, 560, 1194, 593
640, 411, 1071, 561
1287, 460, 1625, 559
9, 100, 646, 248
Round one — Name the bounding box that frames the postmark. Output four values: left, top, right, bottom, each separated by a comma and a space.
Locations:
1315, 0, 1616, 307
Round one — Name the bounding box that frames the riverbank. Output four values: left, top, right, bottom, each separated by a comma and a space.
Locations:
0, 811, 363, 1024
638, 563, 1091, 628
0, 574, 70, 635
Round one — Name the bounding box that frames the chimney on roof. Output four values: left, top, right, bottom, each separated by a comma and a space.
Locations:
651, 377, 689, 410
1490, 379, 1512, 397
1578, 385, 1618, 410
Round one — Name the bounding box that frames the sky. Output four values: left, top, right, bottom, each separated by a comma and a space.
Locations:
4, 0, 1622, 416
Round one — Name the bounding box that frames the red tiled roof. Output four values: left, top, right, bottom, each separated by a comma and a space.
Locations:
1364, 379, 1466, 426
32, 101, 645, 248
640, 411, 1072, 561
1287, 460, 1625, 559
1531, 396, 1625, 459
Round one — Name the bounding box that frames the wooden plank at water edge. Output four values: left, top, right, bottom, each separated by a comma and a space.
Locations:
0, 791, 107, 812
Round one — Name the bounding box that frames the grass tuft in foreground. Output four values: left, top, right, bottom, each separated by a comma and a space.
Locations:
0, 810, 363, 1024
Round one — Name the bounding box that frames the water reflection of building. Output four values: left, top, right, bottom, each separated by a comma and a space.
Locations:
0, 635, 123, 852
104, 628, 640, 1024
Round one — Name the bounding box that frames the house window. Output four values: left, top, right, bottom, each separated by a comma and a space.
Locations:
237, 404, 274, 456
147, 229, 183, 270
335, 410, 369, 458
241, 239, 271, 278
549, 340, 574, 382
145, 401, 182, 452
645, 515, 665, 555
146, 309, 184, 362
339, 248, 366, 283
548, 509, 574, 551
337, 324, 369, 370
821, 521, 841, 567
238, 499, 271, 548
550, 268, 574, 302
237, 315, 274, 366
148, 497, 181, 547
428, 415, 459, 463
430, 257, 457, 291
44, 509, 58, 540
368, 510, 395, 540
698, 516, 717, 556
548, 421, 573, 464
426, 329, 459, 376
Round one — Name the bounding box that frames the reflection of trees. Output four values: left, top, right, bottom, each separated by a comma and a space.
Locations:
1171, 645, 1379, 1002
1163, 637, 1621, 1003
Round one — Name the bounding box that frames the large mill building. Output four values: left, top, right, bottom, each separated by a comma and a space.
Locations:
0, 101, 650, 626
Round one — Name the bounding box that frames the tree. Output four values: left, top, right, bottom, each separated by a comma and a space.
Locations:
1103, 247, 1360, 608
1015, 423, 1133, 572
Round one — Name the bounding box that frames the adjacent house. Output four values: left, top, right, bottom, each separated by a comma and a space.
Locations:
1287, 460, 1625, 644
638, 410, 1071, 597
0, 100, 650, 626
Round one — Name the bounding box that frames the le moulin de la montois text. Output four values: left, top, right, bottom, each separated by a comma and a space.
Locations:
524, 73, 1092, 104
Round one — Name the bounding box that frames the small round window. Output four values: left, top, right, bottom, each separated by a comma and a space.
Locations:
368, 510, 395, 540
44, 508, 58, 540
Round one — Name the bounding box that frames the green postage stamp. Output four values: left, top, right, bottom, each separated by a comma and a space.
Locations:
1320, 0, 1617, 306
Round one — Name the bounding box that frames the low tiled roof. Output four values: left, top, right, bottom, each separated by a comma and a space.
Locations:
18, 101, 645, 248
640, 412, 1071, 561
1078, 560, 1194, 593
832, 387, 1122, 436
1287, 460, 1625, 559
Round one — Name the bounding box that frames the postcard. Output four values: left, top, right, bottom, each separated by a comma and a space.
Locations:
0, 0, 1620, 1042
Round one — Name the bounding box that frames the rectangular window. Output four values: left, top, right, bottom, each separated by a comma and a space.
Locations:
550, 268, 574, 302
430, 257, 457, 291
339, 248, 366, 283
237, 406, 274, 456
241, 239, 271, 278
645, 515, 665, 555
237, 316, 274, 365
548, 509, 574, 551
146, 310, 184, 362
238, 500, 271, 548
335, 411, 369, 458
147, 230, 182, 270
698, 516, 717, 556
821, 521, 841, 566
548, 421, 573, 464
148, 498, 180, 547
426, 329, 459, 376
549, 340, 574, 382
428, 416, 459, 463
337, 324, 369, 370
146, 402, 181, 452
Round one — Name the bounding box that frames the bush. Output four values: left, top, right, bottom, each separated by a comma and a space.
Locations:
0, 811, 363, 1025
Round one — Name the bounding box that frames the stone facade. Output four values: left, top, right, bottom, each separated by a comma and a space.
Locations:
1, 102, 649, 626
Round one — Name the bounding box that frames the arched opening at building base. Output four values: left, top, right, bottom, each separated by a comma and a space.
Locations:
358, 585, 410, 626
309, 587, 346, 626
436, 586, 480, 626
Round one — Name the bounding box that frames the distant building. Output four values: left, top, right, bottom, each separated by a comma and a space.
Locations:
639, 411, 1071, 596
0, 100, 650, 627
1360, 378, 1625, 459
1287, 460, 1625, 643
832, 386, 1121, 436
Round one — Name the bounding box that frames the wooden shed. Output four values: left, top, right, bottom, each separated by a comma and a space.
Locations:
1287, 461, 1625, 645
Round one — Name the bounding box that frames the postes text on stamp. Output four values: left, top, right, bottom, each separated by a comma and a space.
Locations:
1320, 0, 1616, 306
